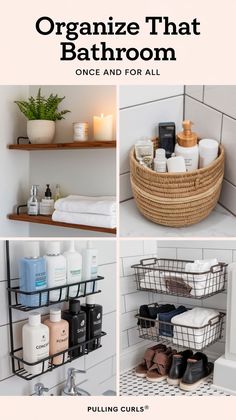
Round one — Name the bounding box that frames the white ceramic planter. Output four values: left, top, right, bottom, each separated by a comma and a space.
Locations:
27, 120, 56, 144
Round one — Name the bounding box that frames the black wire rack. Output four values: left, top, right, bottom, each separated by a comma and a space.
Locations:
135, 304, 225, 351
6, 240, 107, 381
10, 332, 106, 381
132, 258, 227, 299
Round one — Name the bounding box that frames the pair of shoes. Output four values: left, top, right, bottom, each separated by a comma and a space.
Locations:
167, 351, 214, 391
135, 344, 176, 382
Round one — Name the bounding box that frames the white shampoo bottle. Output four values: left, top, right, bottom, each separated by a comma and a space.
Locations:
44, 241, 67, 302
22, 312, 49, 375
63, 241, 83, 297
82, 242, 98, 293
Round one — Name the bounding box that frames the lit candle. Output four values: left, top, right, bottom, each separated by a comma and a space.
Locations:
93, 113, 113, 141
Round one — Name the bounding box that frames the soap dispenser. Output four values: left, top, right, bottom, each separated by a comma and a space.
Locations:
175, 120, 199, 171
27, 185, 39, 216
40, 184, 55, 216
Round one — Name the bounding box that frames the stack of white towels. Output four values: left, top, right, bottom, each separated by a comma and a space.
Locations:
184, 258, 224, 297
52, 195, 116, 228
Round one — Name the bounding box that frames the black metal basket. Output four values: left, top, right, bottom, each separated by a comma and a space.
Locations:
135, 304, 225, 351
132, 258, 227, 299
11, 332, 106, 380
7, 276, 104, 312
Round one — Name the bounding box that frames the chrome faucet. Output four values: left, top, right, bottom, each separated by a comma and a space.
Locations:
34, 382, 49, 396
61, 368, 90, 396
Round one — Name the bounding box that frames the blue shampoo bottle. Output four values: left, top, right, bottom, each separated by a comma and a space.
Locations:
19, 241, 47, 307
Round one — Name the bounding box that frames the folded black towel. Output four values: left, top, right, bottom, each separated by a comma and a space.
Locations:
138, 304, 176, 328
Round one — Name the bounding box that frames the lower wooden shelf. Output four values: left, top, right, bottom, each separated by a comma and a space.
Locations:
8, 213, 116, 234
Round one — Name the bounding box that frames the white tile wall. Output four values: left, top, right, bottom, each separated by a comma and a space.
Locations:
120, 86, 184, 108
0, 239, 116, 396
120, 239, 235, 372
119, 86, 184, 201
185, 85, 236, 215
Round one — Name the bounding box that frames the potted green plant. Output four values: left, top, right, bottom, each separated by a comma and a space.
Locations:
15, 89, 70, 144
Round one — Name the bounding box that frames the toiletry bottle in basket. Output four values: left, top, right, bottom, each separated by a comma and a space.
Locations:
175, 120, 199, 171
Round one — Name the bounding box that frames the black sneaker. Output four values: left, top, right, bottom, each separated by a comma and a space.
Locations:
179, 352, 214, 391
167, 350, 193, 385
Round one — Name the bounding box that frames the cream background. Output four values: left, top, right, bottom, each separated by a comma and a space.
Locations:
0, 0, 236, 84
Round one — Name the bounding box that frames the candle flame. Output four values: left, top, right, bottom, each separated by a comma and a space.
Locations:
101, 113, 104, 118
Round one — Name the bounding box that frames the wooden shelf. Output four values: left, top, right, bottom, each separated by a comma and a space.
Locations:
8, 141, 116, 151
8, 214, 116, 234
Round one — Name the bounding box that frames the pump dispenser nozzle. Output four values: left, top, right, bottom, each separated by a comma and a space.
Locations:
177, 120, 198, 147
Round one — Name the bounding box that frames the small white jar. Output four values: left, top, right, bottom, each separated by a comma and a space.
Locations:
167, 156, 186, 173
154, 148, 167, 173
73, 122, 89, 142
199, 138, 219, 168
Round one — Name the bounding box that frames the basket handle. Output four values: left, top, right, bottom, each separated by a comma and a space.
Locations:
140, 258, 158, 266
210, 262, 226, 273
208, 314, 221, 326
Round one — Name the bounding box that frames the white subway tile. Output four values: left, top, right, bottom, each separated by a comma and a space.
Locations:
92, 240, 116, 266
120, 240, 144, 258
120, 276, 137, 295
120, 295, 126, 314
121, 331, 129, 350
120, 96, 183, 173
120, 85, 183, 108
185, 96, 222, 142
120, 310, 137, 331
124, 291, 149, 312
120, 173, 133, 202
157, 247, 177, 259
143, 240, 157, 255
185, 85, 203, 101
176, 248, 203, 261
219, 179, 236, 216
221, 115, 236, 186
204, 86, 236, 118
127, 327, 143, 347
203, 248, 233, 264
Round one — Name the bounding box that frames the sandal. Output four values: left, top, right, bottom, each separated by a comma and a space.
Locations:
135, 344, 166, 378
146, 347, 176, 382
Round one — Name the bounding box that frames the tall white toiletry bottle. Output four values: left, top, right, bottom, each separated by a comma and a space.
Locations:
44, 241, 67, 302
63, 241, 83, 297
82, 241, 98, 293
175, 120, 199, 171
22, 312, 49, 375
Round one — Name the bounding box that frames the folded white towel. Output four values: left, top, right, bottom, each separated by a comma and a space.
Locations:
171, 307, 220, 350
55, 195, 116, 216
52, 210, 116, 229
139, 270, 167, 292
184, 259, 223, 297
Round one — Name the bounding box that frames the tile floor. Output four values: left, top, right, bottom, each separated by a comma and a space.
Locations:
120, 201, 236, 237
120, 369, 230, 396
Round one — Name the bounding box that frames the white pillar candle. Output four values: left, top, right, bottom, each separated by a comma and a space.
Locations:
93, 114, 113, 141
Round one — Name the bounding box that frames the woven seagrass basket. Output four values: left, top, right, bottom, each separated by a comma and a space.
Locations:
130, 140, 225, 227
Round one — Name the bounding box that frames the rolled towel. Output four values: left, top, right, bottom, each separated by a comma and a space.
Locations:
52, 210, 116, 229
55, 195, 116, 215
171, 307, 220, 350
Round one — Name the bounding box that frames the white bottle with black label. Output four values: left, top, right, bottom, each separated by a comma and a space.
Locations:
45, 241, 67, 302
63, 241, 83, 297
82, 242, 98, 293
22, 312, 49, 375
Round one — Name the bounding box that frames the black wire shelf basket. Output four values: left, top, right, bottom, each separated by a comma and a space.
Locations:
7, 276, 104, 312
10, 332, 106, 381
135, 304, 225, 351
132, 258, 227, 299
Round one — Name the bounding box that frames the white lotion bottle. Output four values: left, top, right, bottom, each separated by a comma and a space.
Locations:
175, 120, 199, 171
82, 242, 98, 293
22, 312, 49, 375
44, 241, 67, 302
63, 241, 83, 297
